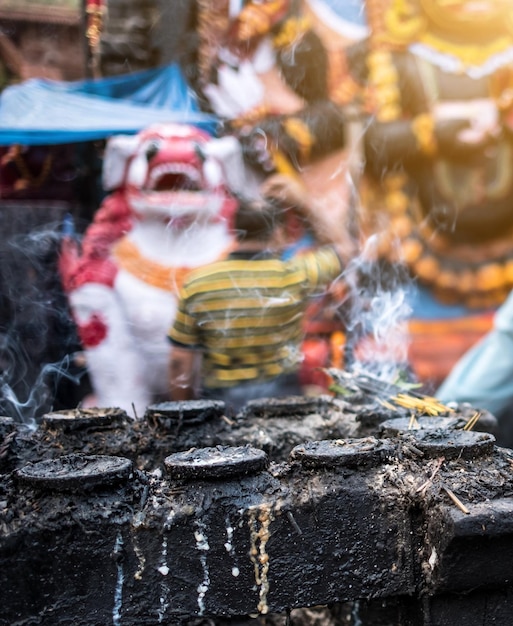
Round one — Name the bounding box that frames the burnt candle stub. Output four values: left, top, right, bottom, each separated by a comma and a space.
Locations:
14, 454, 133, 491
145, 400, 225, 428
241, 395, 334, 418
42, 407, 129, 432
164, 444, 268, 479
400, 429, 496, 460
379, 416, 460, 437
290, 437, 396, 468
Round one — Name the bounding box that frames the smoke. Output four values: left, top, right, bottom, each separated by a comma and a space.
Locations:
0, 211, 90, 424
339, 235, 414, 382
0, 355, 86, 427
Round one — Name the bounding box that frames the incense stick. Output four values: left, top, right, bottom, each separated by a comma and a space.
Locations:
463, 411, 481, 431
443, 487, 470, 514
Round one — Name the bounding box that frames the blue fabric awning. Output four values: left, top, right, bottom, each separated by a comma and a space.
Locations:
0, 64, 218, 146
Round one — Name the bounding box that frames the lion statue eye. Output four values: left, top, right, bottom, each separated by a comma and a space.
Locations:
145, 141, 160, 162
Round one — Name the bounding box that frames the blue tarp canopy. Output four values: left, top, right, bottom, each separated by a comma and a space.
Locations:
0, 64, 218, 146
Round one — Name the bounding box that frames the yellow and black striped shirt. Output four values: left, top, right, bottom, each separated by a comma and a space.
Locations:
168, 246, 342, 388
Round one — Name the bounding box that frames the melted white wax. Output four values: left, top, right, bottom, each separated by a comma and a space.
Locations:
224, 518, 240, 577
195, 520, 211, 615
112, 532, 124, 626
157, 536, 170, 623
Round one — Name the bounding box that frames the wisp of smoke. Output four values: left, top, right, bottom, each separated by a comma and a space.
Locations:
338, 235, 414, 382
0, 216, 89, 424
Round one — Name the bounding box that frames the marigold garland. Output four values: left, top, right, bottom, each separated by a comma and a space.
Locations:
112, 238, 231, 293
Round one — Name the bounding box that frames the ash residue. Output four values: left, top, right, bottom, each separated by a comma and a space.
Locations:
371, 440, 513, 596
372, 440, 513, 512
222, 398, 360, 461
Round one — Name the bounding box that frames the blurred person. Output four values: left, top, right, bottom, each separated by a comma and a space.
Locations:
437, 290, 513, 446
168, 174, 351, 414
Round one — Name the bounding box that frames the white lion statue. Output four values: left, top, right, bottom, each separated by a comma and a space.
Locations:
60, 123, 244, 415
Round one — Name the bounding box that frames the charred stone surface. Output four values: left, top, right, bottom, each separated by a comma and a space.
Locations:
426, 498, 513, 592
2, 399, 513, 625
0, 444, 414, 624
0, 470, 143, 625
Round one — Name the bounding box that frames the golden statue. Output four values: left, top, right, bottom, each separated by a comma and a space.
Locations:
357, 0, 513, 310
344, 0, 513, 382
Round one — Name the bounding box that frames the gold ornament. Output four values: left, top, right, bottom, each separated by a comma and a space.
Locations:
504, 259, 513, 283
475, 263, 506, 292
383, 0, 426, 46
390, 215, 413, 237
236, 0, 289, 42
419, 31, 513, 70
411, 113, 437, 156
436, 270, 459, 291
401, 237, 423, 263
367, 50, 402, 121
385, 190, 410, 215
283, 117, 314, 163
414, 255, 439, 281
273, 16, 311, 49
